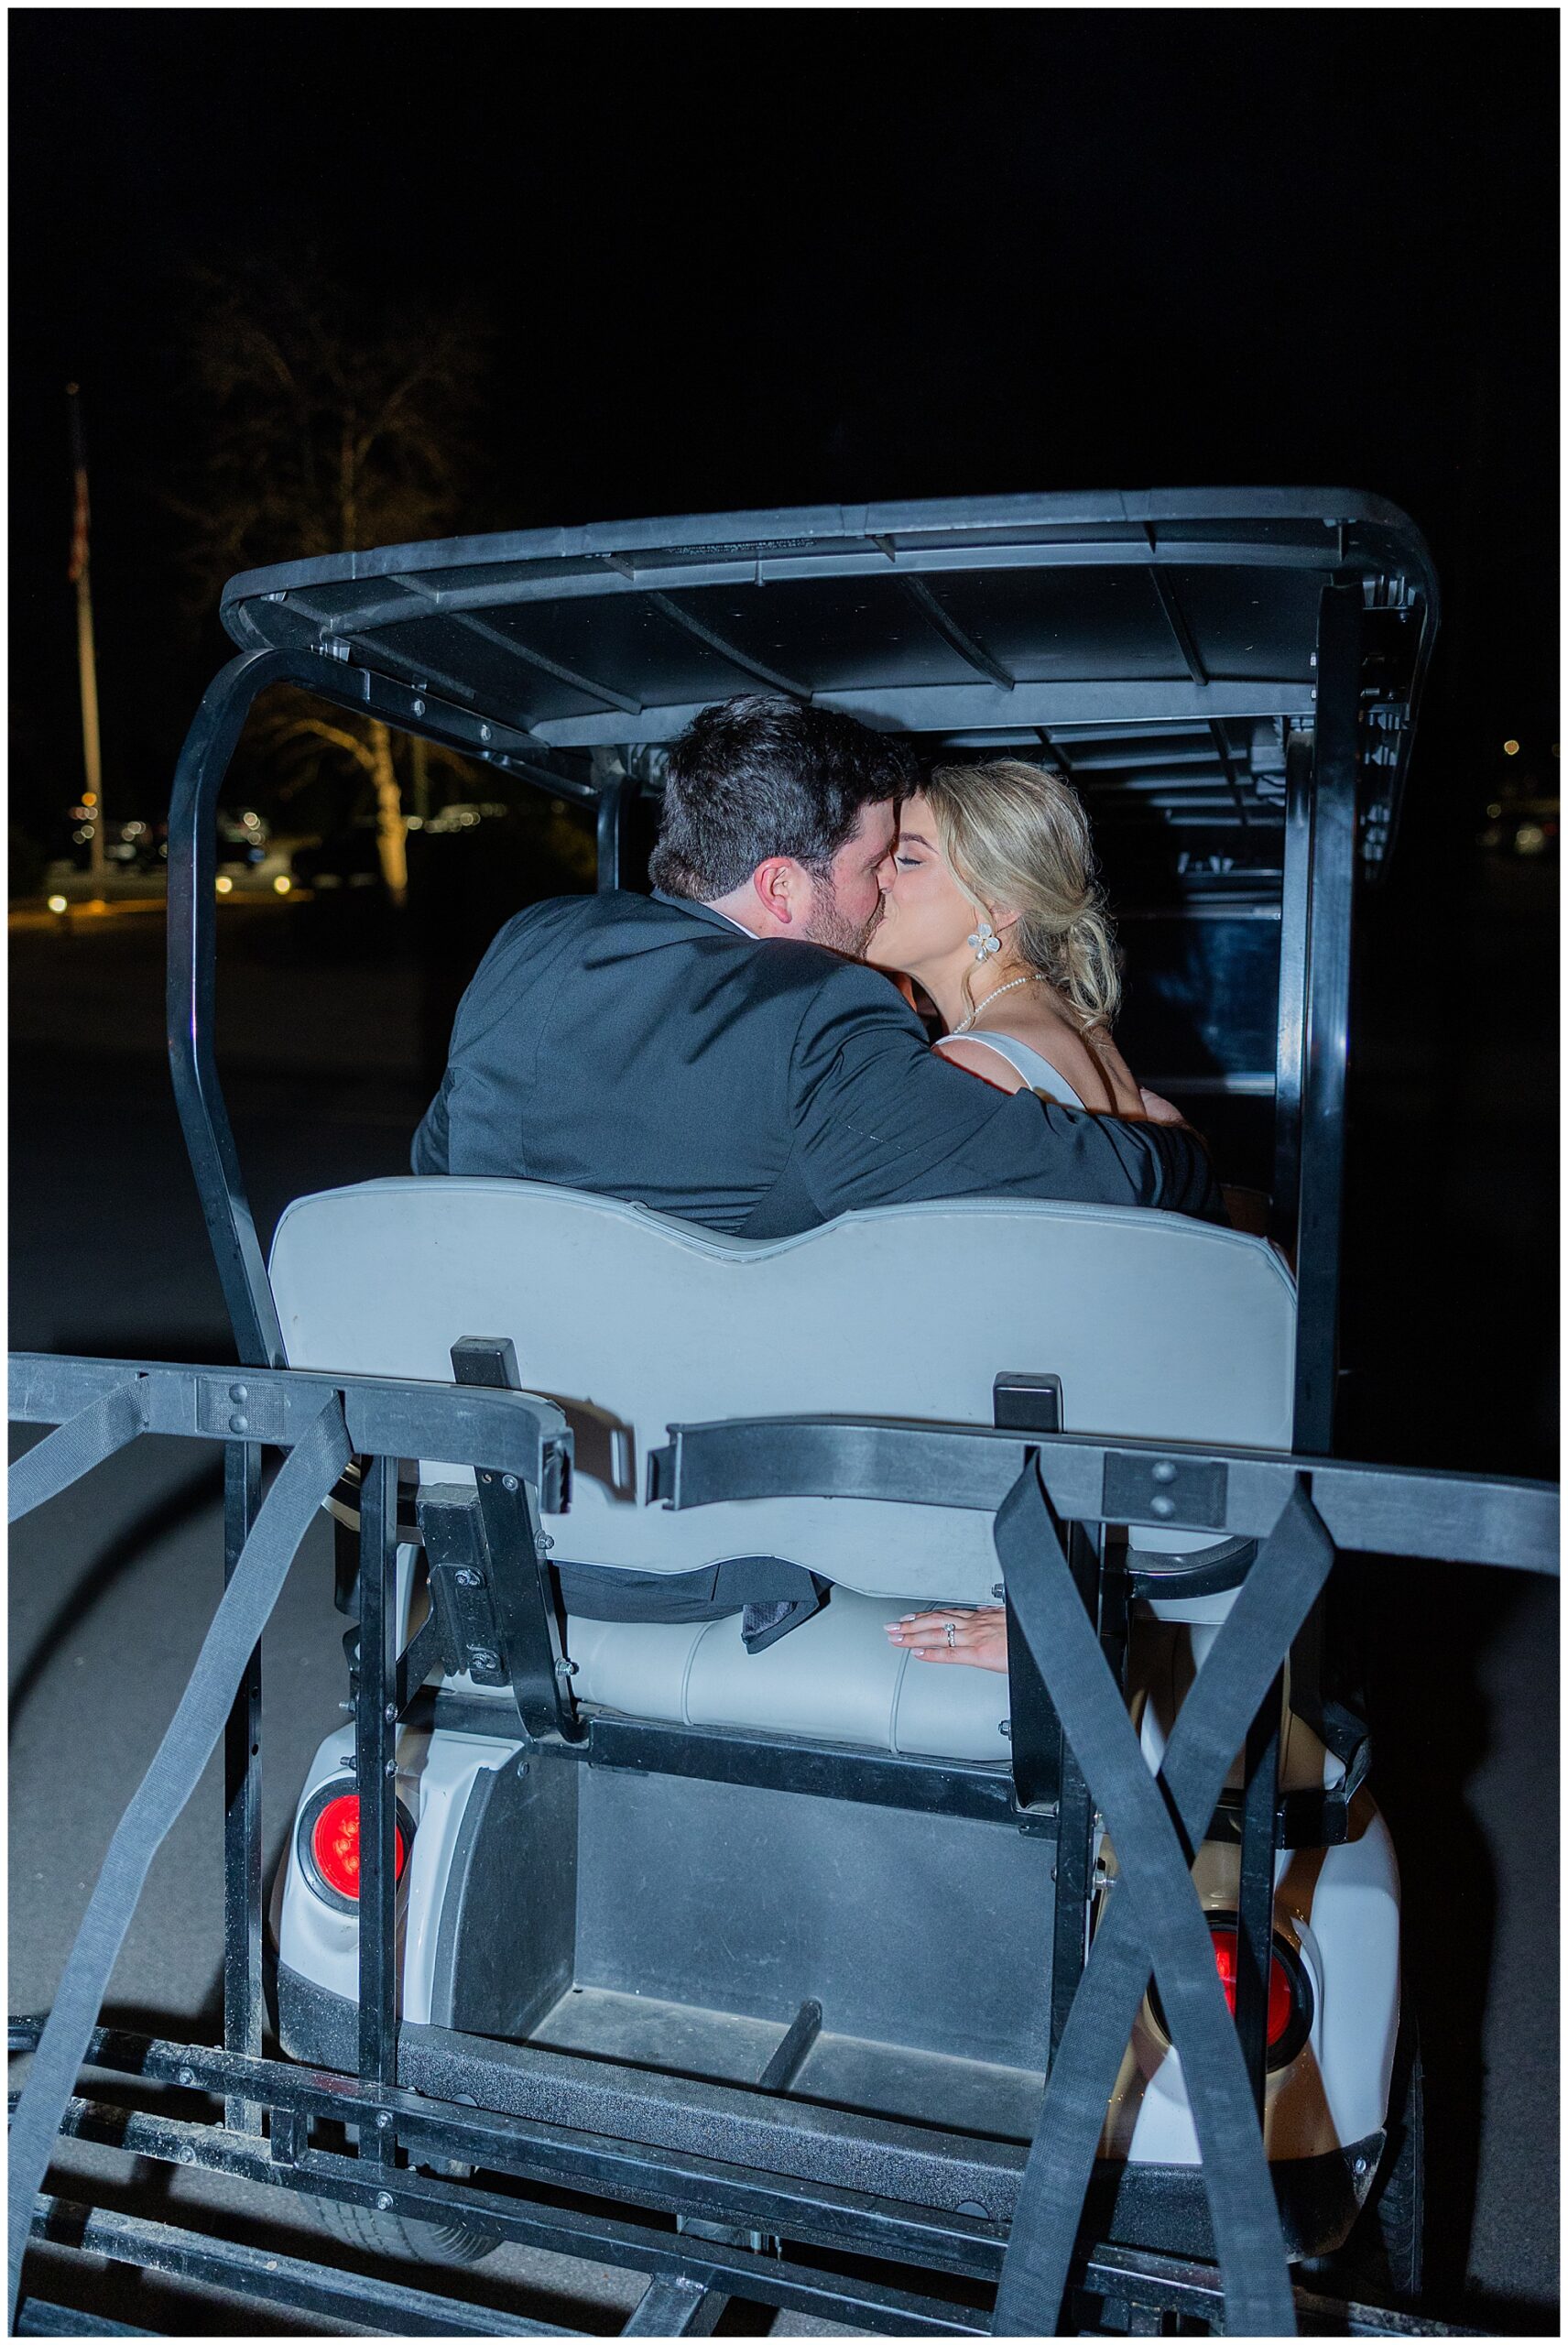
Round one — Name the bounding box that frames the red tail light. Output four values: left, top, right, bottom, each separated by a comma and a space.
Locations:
1208, 1923, 1295, 2051
1144, 1914, 1312, 2070
309, 1794, 407, 1901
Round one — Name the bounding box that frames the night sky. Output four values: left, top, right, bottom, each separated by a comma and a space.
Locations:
10, 9, 1559, 834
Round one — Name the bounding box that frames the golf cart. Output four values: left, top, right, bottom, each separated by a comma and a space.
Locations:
9, 493, 1557, 2340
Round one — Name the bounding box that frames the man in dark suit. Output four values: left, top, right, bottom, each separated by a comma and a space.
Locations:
412, 695, 1221, 1229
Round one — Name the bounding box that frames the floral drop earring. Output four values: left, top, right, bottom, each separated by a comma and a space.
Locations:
967, 919, 1002, 962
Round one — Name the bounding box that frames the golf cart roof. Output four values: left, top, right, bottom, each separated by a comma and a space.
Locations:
222, 489, 1437, 871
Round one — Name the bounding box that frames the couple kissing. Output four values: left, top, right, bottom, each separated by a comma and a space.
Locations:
413, 693, 1224, 1672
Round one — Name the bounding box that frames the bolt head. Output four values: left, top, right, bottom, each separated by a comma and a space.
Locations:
385, 1758, 397, 1776
412, 698, 425, 716
384, 1703, 397, 1722
180, 2144, 198, 2165
176, 2067, 196, 2087
1152, 1459, 1177, 1484
376, 2110, 394, 2131
502, 1475, 518, 1493
469, 1649, 497, 1672
1150, 1494, 1176, 1518
376, 2190, 396, 2212
229, 1413, 248, 1434
229, 1383, 248, 1403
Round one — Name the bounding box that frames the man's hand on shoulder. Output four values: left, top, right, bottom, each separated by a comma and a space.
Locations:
1137, 1085, 1189, 1127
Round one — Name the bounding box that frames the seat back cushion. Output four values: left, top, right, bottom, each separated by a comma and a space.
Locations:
270, 1179, 1296, 1605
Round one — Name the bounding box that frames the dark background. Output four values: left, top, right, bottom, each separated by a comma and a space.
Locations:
8, 8, 1559, 2332
9, 10, 1560, 807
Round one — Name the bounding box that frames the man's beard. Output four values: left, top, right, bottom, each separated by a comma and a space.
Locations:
801, 884, 884, 961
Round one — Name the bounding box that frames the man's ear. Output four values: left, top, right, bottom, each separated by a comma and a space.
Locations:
750, 857, 804, 928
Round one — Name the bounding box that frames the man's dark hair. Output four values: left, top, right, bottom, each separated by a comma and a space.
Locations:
648, 694, 913, 900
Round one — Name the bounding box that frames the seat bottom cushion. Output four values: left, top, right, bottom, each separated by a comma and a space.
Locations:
566, 1587, 1011, 1764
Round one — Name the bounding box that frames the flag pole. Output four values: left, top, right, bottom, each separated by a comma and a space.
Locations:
66, 383, 105, 889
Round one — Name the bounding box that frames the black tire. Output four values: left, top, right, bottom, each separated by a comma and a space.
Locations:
1307, 2012, 1424, 2306
314, 2179, 503, 2268
1368, 2018, 1424, 2302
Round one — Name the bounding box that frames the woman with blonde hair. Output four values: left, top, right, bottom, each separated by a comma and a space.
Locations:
868, 756, 1167, 1674
867, 755, 1147, 1116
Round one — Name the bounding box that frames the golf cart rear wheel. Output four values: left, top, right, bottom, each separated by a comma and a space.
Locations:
314, 2182, 503, 2268
1306, 2011, 1424, 2303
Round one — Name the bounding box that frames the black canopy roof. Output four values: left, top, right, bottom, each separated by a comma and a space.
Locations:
222, 490, 1437, 872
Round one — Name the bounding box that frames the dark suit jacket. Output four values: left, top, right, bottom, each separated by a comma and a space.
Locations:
411, 889, 1224, 1230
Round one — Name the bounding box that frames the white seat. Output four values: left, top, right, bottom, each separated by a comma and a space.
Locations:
559, 1588, 1011, 1761
270, 1179, 1296, 1759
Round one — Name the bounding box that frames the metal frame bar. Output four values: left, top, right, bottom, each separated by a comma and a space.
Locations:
643, 590, 813, 698
1145, 546, 1211, 686
8, 2021, 1011, 2280
27, 2190, 569, 2339
391, 576, 643, 714
1291, 584, 1365, 1454
1236, 1674, 1283, 2120
1208, 719, 1254, 834
648, 1416, 1557, 1573
894, 573, 1017, 689
222, 492, 1439, 623
165, 645, 528, 1370
10, 1361, 1544, 2339
595, 770, 634, 889
356, 1453, 400, 2125
1272, 722, 1314, 1255
220, 1437, 263, 2131
540, 1709, 1025, 1824
8, 1352, 570, 1489
8, 2034, 1476, 2340
18, 2077, 995, 2337
530, 678, 1317, 749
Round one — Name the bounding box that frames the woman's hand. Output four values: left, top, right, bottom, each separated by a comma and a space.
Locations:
885, 1605, 1008, 1673
1138, 1085, 1187, 1124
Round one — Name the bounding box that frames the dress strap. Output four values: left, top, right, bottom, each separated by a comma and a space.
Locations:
944, 1030, 1087, 1111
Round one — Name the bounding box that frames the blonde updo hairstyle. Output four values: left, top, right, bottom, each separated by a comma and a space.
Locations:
921, 758, 1122, 1031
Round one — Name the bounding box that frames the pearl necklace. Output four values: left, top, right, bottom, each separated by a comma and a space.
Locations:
952, 971, 1049, 1037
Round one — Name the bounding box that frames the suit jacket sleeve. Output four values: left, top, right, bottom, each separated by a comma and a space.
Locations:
789, 963, 1225, 1222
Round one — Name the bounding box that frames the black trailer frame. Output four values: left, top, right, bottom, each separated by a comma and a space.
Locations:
9, 495, 1557, 2339
8, 1352, 1552, 2339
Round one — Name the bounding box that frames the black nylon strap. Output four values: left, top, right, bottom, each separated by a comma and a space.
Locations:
989, 1460, 1301, 2336
8, 1383, 147, 1524
6, 1396, 353, 2331
554, 1554, 829, 1651
993, 1478, 1334, 2336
